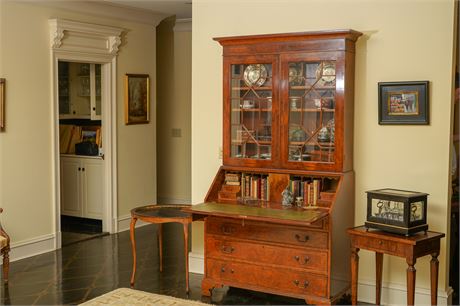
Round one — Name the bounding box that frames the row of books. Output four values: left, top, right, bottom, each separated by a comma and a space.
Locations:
289, 178, 321, 206
241, 174, 270, 201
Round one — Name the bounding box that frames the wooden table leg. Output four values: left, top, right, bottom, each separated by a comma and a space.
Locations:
183, 222, 189, 293
375, 252, 383, 305
351, 247, 360, 305
130, 217, 138, 287
406, 257, 416, 306
2, 246, 9, 283
158, 223, 163, 272
430, 252, 439, 305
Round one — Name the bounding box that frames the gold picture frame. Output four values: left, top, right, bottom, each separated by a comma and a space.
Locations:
124, 74, 150, 125
0, 78, 5, 130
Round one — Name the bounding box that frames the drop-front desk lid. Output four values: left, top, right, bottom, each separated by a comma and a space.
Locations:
185, 202, 329, 226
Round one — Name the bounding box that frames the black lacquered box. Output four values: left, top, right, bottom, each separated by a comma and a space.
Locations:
365, 188, 428, 236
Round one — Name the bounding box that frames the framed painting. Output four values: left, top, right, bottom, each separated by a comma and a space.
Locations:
124, 74, 150, 124
378, 81, 429, 125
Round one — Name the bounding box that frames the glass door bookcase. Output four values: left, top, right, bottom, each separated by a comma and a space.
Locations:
223, 56, 279, 168
196, 30, 362, 305
280, 53, 345, 172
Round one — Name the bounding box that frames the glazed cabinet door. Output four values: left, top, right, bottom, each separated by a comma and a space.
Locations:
280, 52, 345, 172
223, 55, 279, 168
58, 62, 102, 120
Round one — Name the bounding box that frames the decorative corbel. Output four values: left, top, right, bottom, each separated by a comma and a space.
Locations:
109, 36, 122, 55
49, 21, 65, 49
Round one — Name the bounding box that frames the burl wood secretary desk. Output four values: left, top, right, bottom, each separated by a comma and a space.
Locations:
187, 30, 362, 305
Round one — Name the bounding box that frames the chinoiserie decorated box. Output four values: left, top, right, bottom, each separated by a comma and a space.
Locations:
365, 188, 428, 236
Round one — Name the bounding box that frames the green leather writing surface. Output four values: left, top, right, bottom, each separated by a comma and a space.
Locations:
188, 202, 328, 225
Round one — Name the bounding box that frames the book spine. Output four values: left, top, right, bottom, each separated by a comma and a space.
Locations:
303, 181, 308, 206
245, 175, 250, 197
257, 177, 262, 199
313, 179, 319, 206
241, 173, 245, 198
266, 176, 270, 201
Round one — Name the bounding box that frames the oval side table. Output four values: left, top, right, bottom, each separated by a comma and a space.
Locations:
130, 204, 192, 292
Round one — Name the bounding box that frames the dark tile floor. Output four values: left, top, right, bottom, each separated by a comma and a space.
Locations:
0, 224, 349, 305
61, 216, 108, 247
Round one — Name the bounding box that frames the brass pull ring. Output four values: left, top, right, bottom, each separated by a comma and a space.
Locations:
295, 234, 310, 242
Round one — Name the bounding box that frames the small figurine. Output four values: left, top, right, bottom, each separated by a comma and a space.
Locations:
317, 126, 330, 142
281, 187, 293, 206
295, 196, 303, 208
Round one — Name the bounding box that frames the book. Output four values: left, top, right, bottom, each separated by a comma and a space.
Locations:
225, 173, 240, 182
59, 125, 74, 153
68, 126, 82, 154
313, 179, 320, 206
226, 181, 240, 186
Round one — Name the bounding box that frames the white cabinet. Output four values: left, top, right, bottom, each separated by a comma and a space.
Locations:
58, 62, 102, 120
60, 156, 103, 219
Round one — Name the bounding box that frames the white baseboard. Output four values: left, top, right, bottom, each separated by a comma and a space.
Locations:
189, 252, 204, 274
117, 214, 150, 232
0, 233, 56, 264
157, 197, 191, 205
358, 278, 453, 306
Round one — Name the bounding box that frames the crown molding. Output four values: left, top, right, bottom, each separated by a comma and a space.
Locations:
174, 18, 192, 32
49, 18, 123, 56
27, 1, 167, 27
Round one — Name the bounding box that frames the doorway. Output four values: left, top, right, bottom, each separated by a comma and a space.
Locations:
49, 18, 121, 249
57, 61, 108, 246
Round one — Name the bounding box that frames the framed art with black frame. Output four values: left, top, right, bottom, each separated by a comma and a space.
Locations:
378, 81, 429, 125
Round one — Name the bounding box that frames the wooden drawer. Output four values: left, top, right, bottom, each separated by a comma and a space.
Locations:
353, 236, 399, 255
206, 217, 328, 249
207, 258, 328, 297
206, 236, 327, 273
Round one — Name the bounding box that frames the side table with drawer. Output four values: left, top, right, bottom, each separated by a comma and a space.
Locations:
347, 226, 445, 306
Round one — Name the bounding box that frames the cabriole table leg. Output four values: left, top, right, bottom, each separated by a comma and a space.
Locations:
130, 216, 138, 287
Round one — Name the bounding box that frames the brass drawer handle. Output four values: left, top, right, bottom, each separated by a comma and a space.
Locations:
293, 280, 309, 288
221, 225, 235, 235
220, 266, 234, 273
295, 234, 310, 243
221, 245, 235, 254
294, 255, 310, 265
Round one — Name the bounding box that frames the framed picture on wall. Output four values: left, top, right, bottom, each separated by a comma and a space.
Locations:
124, 74, 150, 125
378, 81, 429, 125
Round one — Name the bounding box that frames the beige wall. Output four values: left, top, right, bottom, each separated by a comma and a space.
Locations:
116, 17, 157, 218
157, 17, 192, 203
191, 0, 455, 298
0, 1, 157, 243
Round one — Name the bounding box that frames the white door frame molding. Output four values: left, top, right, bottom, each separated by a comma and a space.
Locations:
49, 18, 123, 248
